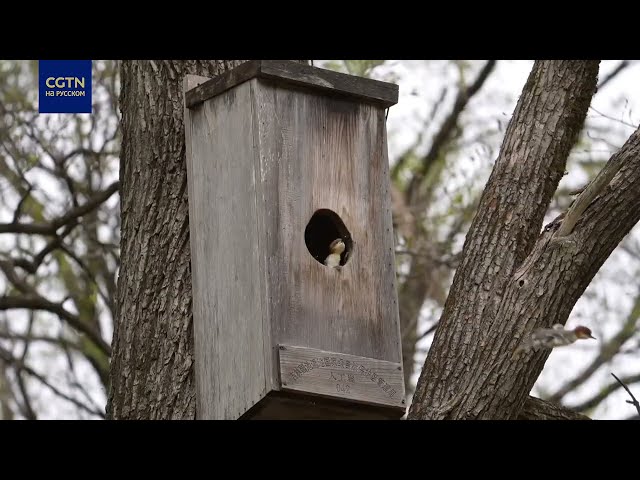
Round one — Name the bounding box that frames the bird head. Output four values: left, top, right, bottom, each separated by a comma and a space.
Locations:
329, 238, 345, 255
573, 326, 596, 340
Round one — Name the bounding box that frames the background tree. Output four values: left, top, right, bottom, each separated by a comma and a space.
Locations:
0, 60, 119, 418
405, 60, 640, 419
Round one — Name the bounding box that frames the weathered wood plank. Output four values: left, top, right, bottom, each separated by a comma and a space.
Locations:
254, 83, 404, 365
258, 60, 399, 108
185, 60, 399, 109
248, 79, 278, 397
278, 345, 405, 409
186, 80, 267, 419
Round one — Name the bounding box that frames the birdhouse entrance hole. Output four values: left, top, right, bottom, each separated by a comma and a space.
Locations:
305, 209, 353, 267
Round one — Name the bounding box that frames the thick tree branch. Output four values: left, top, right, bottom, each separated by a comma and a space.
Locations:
0, 181, 119, 235
518, 396, 590, 420
557, 138, 627, 236
408, 61, 600, 420
564, 127, 640, 247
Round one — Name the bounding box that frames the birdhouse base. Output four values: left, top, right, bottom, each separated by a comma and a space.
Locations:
240, 391, 406, 420
238, 345, 406, 419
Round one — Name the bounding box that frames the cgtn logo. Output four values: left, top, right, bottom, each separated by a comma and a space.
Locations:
39, 60, 92, 113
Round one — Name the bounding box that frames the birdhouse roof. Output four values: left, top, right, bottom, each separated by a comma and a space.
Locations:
185, 60, 399, 110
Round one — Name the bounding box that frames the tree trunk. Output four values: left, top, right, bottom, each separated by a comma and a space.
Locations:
106, 60, 245, 419
409, 61, 612, 419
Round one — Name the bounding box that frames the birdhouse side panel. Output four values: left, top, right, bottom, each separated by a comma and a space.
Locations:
186, 81, 269, 419
253, 81, 402, 370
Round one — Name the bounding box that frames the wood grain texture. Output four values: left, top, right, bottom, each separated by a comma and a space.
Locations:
186, 80, 267, 420
279, 345, 404, 408
253, 80, 403, 369
185, 60, 399, 110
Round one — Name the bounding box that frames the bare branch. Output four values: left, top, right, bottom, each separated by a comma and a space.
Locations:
589, 105, 638, 130
406, 60, 497, 205
597, 61, 633, 90
0, 181, 119, 235
548, 292, 640, 402
0, 295, 111, 356
416, 320, 440, 342
0, 330, 79, 349
12, 183, 33, 224
391, 86, 448, 180
12, 222, 77, 274
571, 372, 640, 413
611, 372, 640, 417
0, 345, 104, 418
15, 317, 37, 420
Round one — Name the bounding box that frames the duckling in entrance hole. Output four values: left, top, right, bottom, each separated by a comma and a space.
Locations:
324, 238, 345, 270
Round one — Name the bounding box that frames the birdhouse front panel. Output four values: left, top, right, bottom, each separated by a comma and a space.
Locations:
251, 80, 404, 409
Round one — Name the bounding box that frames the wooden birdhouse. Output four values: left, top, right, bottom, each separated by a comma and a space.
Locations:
183, 60, 405, 419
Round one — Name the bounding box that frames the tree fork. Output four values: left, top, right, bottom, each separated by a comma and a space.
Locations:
409, 61, 601, 420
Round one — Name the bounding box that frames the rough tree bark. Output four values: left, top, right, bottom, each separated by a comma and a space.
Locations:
409, 60, 640, 419
106, 60, 245, 419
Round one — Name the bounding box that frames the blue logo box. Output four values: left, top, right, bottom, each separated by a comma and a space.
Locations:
39, 60, 92, 114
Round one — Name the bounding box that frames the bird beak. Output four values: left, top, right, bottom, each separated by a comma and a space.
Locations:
589, 335, 596, 339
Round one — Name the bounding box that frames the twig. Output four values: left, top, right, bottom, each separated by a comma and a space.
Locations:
611, 372, 640, 417
417, 320, 440, 342
588, 105, 638, 129
0, 295, 111, 356
571, 372, 640, 413
0, 345, 104, 418
597, 61, 633, 91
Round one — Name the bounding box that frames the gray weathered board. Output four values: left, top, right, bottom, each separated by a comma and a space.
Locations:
279, 345, 405, 409
185, 60, 398, 110
184, 61, 404, 419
